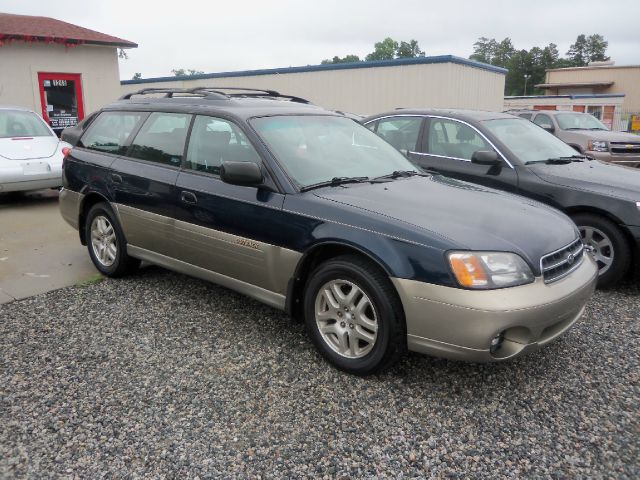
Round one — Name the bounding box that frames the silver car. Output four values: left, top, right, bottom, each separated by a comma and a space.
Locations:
0, 106, 71, 193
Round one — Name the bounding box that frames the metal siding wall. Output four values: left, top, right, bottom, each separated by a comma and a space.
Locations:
120, 63, 505, 114
547, 67, 640, 111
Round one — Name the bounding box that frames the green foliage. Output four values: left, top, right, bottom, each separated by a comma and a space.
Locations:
171, 68, 205, 77
321, 54, 361, 64
470, 34, 609, 95
567, 34, 609, 66
396, 40, 425, 58
365, 37, 399, 61
322, 37, 425, 65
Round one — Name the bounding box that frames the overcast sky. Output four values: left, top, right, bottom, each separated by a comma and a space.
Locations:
4, 0, 639, 80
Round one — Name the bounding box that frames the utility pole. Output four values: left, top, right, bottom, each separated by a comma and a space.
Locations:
523, 74, 531, 95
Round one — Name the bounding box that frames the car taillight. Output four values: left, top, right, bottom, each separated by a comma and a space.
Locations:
62, 147, 71, 157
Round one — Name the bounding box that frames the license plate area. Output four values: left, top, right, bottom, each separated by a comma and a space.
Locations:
22, 162, 51, 175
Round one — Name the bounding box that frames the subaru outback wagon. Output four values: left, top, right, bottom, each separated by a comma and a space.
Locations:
59, 88, 597, 374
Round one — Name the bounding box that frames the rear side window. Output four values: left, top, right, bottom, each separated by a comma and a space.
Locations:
427, 119, 492, 160
185, 115, 261, 175
376, 117, 422, 154
128, 112, 191, 167
80, 111, 144, 154
518, 113, 532, 120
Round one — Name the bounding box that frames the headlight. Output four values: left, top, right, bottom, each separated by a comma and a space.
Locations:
587, 140, 608, 152
447, 251, 534, 289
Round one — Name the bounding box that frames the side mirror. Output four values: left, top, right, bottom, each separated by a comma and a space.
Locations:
220, 161, 263, 186
471, 150, 500, 166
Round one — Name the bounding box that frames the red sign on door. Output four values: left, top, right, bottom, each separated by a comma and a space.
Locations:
37, 72, 85, 133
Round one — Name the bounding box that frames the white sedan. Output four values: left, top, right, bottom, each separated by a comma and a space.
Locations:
0, 106, 71, 193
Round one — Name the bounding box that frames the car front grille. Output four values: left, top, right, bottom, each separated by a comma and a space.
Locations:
540, 238, 584, 283
610, 142, 640, 155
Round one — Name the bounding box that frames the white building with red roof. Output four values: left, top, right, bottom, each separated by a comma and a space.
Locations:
0, 12, 136, 134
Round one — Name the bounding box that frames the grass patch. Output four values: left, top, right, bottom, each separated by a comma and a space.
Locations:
76, 273, 104, 287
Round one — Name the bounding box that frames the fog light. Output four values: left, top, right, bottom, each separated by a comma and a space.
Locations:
490, 331, 505, 354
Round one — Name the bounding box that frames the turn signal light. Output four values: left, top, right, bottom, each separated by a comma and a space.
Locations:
449, 254, 488, 287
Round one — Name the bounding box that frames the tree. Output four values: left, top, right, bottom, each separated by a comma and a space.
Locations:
131, 72, 142, 80
566, 34, 588, 66
321, 54, 361, 64
365, 37, 399, 61
171, 68, 204, 77
470, 37, 498, 64
396, 40, 424, 58
585, 34, 609, 62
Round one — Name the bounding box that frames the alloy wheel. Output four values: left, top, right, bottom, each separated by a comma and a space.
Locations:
90, 215, 117, 267
579, 225, 614, 275
314, 279, 378, 359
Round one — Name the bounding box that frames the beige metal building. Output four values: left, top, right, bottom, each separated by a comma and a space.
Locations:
0, 13, 136, 134
539, 63, 640, 111
120, 56, 507, 115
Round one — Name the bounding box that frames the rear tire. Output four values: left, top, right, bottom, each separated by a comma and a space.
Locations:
85, 202, 140, 278
303, 255, 406, 375
572, 213, 630, 288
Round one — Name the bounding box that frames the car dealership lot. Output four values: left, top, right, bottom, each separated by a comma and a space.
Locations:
1, 268, 638, 478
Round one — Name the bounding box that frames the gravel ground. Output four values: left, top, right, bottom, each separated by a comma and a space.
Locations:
1, 267, 638, 479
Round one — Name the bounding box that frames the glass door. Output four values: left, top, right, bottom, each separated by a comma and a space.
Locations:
37, 72, 85, 136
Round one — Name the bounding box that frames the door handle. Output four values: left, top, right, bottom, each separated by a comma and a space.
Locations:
180, 191, 197, 204
110, 173, 123, 184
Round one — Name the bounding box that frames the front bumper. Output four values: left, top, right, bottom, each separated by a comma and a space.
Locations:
392, 255, 598, 362
588, 150, 640, 168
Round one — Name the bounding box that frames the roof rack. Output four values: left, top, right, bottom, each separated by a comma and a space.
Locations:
119, 86, 311, 104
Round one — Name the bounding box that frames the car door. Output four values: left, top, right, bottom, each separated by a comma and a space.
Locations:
373, 116, 425, 161
109, 111, 191, 257
413, 116, 519, 192
172, 114, 290, 294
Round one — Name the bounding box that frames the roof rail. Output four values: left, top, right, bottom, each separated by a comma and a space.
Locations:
119, 86, 311, 104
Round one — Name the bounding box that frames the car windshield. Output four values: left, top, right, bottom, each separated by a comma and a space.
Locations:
555, 113, 608, 131
0, 110, 52, 138
483, 118, 580, 164
251, 115, 419, 188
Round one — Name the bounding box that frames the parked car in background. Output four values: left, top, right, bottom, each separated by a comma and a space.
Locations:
0, 106, 71, 193
364, 109, 640, 287
508, 109, 640, 168
59, 88, 597, 374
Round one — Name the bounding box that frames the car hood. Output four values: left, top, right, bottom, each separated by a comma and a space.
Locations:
0, 136, 60, 160
529, 160, 640, 201
313, 175, 578, 268
562, 129, 640, 142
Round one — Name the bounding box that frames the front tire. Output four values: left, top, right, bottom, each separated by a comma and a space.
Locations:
573, 213, 631, 288
303, 255, 406, 375
85, 202, 140, 277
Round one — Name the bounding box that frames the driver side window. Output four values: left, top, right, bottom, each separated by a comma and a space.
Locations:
427, 119, 491, 160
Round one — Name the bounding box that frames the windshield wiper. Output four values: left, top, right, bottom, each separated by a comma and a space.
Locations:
300, 176, 369, 191
371, 170, 429, 181
525, 155, 586, 165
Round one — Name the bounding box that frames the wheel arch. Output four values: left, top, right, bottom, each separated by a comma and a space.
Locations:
285, 241, 396, 321
78, 192, 111, 245
566, 205, 637, 265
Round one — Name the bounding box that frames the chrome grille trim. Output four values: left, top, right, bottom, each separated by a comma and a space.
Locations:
540, 238, 584, 284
